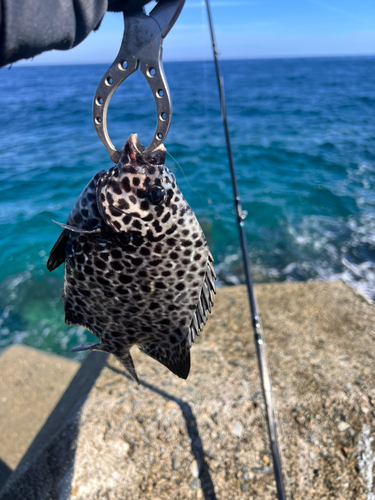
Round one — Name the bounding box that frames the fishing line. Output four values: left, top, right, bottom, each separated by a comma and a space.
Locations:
166, 151, 207, 204
204, 2, 287, 499
166, 151, 195, 192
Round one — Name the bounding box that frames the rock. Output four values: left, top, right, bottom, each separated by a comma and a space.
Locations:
243, 472, 254, 481
338, 422, 351, 432
231, 421, 243, 438
105, 438, 130, 457
172, 457, 179, 470
190, 478, 200, 490
251, 466, 273, 475
190, 460, 199, 478
241, 484, 249, 492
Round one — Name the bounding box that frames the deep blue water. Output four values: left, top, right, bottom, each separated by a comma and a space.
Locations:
1, 57, 375, 357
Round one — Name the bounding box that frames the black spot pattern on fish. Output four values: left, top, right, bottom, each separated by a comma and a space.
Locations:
47, 134, 216, 382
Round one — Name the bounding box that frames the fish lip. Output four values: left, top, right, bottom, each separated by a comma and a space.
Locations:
121, 134, 167, 170
129, 133, 145, 154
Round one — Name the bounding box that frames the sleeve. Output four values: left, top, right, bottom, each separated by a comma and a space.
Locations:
0, 0, 109, 67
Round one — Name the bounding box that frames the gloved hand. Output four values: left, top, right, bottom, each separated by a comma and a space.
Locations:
108, 0, 153, 12
0, 0, 154, 67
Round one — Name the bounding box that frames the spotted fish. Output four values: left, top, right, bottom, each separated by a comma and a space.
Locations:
47, 134, 216, 382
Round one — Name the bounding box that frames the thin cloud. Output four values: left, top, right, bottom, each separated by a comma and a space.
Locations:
308, 0, 371, 26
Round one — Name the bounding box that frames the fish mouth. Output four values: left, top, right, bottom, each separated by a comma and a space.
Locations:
121, 134, 167, 168
128, 133, 145, 154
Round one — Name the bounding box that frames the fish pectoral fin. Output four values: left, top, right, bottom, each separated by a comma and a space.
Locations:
71, 342, 104, 352
139, 336, 191, 380
117, 352, 139, 384
52, 220, 101, 234
47, 230, 69, 271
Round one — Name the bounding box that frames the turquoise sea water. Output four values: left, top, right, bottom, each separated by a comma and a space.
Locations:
0, 57, 374, 357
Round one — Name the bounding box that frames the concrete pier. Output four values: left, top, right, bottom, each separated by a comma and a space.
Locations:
0, 345, 79, 486
0, 281, 374, 499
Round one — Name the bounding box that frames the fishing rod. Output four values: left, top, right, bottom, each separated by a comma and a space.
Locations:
204, 2, 287, 499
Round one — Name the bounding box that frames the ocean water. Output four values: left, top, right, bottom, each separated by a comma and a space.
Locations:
0, 56, 374, 357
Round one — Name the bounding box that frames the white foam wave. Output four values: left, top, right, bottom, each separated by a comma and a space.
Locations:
0, 270, 90, 357
215, 212, 375, 302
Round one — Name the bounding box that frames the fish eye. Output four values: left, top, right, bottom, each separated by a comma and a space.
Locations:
147, 185, 165, 205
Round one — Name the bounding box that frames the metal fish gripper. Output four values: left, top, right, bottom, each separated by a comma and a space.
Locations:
93, 0, 185, 163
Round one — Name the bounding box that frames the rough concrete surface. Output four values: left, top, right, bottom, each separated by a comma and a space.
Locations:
0, 345, 79, 473
1, 281, 375, 500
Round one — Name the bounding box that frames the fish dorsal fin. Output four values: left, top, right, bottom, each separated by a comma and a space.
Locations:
188, 252, 216, 344
139, 336, 191, 380
47, 230, 69, 271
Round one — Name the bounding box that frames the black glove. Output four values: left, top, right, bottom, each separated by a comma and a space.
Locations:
0, 0, 154, 67
108, 0, 153, 13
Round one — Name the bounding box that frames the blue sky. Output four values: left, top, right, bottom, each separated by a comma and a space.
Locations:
17, 0, 375, 65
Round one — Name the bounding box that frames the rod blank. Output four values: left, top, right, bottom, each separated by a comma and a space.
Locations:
204, 2, 286, 499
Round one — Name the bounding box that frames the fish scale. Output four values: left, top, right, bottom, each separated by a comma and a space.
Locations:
47, 134, 216, 382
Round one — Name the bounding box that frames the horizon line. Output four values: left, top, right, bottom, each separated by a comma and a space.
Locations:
9, 52, 375, 69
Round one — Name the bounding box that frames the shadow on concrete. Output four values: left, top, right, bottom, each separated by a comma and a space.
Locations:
0, 354, 217, 500
0, 461, 12, 492
0, 352, 108, 500
107, 364, 218, 500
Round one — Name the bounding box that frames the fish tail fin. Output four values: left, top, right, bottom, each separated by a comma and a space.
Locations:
118, 352, 139, 384
140, 334, 191, 380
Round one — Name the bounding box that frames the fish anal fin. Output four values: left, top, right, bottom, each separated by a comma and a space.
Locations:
47, 230, 69, 272
140, 336, 191, 380
118, 352, 139, 383
167, 350, 190, 379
